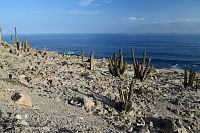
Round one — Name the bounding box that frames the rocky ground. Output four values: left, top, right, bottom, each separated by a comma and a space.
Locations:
0, 42, 199, 133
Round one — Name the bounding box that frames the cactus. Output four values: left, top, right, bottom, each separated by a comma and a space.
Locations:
22, 38, 29, 52
108, 49, 127, 78
81, 50, 85, 64
131, 48, 152, 82
14, 27, 20, 50
184, 70, 196, 87
27, 40, 31, 52
11, 35, 15, 45
89, 51, 94, 70
195, 78, 200, 90
23, 42, 27, 52
117, 80, 134, 113
14, 27, 19, 43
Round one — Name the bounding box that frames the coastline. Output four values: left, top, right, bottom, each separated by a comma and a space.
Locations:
0, 42, 199, 132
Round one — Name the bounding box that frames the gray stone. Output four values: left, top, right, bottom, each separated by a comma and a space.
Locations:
20, 120, 29, 126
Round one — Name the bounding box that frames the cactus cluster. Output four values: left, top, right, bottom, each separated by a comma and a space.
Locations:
117, 80, 134, 113
13, 27, 31, 52
184, 70, 196, 87
132, 48, 152, 82
108, 49, 127, 78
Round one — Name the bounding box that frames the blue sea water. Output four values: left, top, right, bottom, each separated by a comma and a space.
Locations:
2, 33, 200, 72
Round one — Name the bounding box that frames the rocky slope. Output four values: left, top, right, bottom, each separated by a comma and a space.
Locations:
0, 42, 199, 133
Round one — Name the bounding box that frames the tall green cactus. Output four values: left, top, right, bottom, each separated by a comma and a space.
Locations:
27, 40, 31, 52
132, 48, 152, 82
81, 50, 85, 64
14, 27, 19, 43
14, 27, 20, 50
90, 51, 94, 70
117, 80, 134, 113
108, 49, 127, 78
184, 70, 196, 87
11, 35, 15, 45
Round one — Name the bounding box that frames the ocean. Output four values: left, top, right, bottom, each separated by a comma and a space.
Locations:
2, 33, 200, 72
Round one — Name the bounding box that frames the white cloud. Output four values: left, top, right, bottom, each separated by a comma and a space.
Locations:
128, 16, 145, 21
95, 0, 112, 7
69, 9, 100, 15
79, 0, 95, 7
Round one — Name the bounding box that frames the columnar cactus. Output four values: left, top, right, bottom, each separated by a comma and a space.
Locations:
14, 27, 19, 43
11, 35, 15, 44
132, 48, 152, 82
90, 51, 94, 70
27, 40, 31, 52
184, 70, 196, 87
81, 50, 84, 65
14, 27, 20, 50
108, 49, 127, 78
117, 80, 134, 113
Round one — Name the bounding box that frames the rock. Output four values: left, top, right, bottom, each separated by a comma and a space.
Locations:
0, 109, 9, 120
43, 126, 50, 132
20, 120, 29, 126
18, 75, 26, 79
55, 97, 61, 102
16, 114, 23, 120
83, 97, 95, 109
175, 126, 188, 133
48, 77, 60, 86
30, 77, 43, 85
19, 78, 29, 86
11, 92, 32, 108
128, 111, 135, 117
95, 100, 103, 110
140, 125, 150, 133
16, 114, 28, 120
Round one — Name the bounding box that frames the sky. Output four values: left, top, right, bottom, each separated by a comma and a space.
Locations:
0, 0, 200, 34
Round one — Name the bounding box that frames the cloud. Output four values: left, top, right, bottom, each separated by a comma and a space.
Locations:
96, 0, 112, 7
69, 9, 100, 15
128, 16, 145, 21
79, 0, 95, 7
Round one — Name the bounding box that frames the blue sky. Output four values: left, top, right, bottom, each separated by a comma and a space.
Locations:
0, 0, 200, 33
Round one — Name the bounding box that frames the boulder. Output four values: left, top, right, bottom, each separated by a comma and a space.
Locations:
83, 97, 95, 109
175, 126, 188, 133
11, 92, 32, 108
